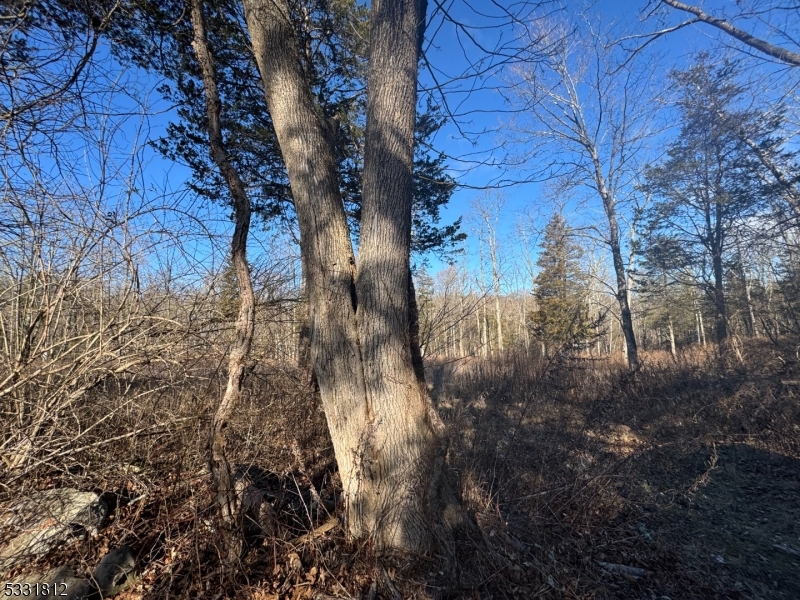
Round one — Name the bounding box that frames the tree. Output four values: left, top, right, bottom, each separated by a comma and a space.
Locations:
643, 56, 776, 347
635, 236, 692, 355
0, 0, 118, 150
530, 213, 590, 355
97, 0, 467, 552
508, 15, 648, 368
111, 0, 463, 260
241, 0, 456, 553
472, 194, 505, 353
190, 0, 256, 558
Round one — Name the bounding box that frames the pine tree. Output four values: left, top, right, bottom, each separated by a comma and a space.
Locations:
216, 259, 239, 321
110, 0, 463, 259
642, 55, 788, 346
530, 213, 590, 354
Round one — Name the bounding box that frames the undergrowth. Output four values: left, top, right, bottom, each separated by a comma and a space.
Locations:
2, 339, 799, 599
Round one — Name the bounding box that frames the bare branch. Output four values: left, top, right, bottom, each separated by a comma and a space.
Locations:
659, 0, 800, 66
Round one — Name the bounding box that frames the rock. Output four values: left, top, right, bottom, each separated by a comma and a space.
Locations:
598, 561, 648, 578
92, 546, 137, 596
233, 466, 280, 536
0, 489, 107, 575
23, 565, 96, 600
13, 546, 137, 600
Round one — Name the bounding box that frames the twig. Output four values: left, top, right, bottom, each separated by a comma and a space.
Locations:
598, 561, 647, 578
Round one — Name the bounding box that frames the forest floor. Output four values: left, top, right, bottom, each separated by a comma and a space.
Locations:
427, 342, 800, 599
2, 339, 799, 599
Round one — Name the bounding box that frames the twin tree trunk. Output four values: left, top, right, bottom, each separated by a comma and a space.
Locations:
243, 0, 449, 552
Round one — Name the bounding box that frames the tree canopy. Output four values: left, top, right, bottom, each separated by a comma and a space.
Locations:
107, 0, 463, 261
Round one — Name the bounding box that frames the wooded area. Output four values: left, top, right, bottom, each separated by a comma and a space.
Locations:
1, 0, 799, 598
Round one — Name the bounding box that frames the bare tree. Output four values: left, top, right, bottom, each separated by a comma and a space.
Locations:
472, 194, 506, 353
0, 0, 120, 145
417, 265, 480, 358
507, 16, 654, 368
189, 0, 256, 559
0, 76, 222, 483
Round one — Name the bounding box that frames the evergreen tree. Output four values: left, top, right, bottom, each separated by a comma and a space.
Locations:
642, 55, 787, 346
530, 213, 590, 354
216, 259, 239, 321
109, 0, 463, 259
636, 235, 695, 354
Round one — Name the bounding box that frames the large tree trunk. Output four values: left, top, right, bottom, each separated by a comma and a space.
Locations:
356, 0, 445, 550
191, 0, 256, 560
243, 0, 448, 553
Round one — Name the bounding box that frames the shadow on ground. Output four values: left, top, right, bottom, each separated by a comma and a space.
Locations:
430, 345, 800, 599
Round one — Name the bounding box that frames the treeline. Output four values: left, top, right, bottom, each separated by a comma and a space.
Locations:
414, 52, 800, 362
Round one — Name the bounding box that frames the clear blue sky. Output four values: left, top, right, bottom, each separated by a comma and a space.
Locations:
417, 0, 798, 285
65, 0, 797, 290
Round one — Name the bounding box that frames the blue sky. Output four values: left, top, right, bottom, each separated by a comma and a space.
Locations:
416, 0, 799, 284
11, 0, 795, 292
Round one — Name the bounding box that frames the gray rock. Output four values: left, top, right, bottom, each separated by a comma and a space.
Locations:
33, 565, 95, 600
0, 489, 107, 575
14, 546, 137, 600
91, 546, 136, 595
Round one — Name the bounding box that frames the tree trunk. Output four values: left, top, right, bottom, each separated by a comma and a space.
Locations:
483, 300, 491, 355
489, 240, 503, 353
713, 260, 728, 344
609, 318, 613, 355
699, 307, 707, 346
243, 0, 371, 541
695, 309, 701, 345
243, 0, 449, 554
409, 270, 426, 384
478, 239, 490, 356
668, 314, 676, 357
711, 201, 728, 345
588, 151, 639, 368
458, 293, 465, 357
356, 0, 448, 549
743, 267, 758, 337
191, 0, 256, 560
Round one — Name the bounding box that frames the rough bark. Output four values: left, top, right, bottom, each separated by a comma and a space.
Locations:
242, 0, 370, 541
190, 0, 256, 558
243, 0, 448, 553
356, 0, 447, 551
